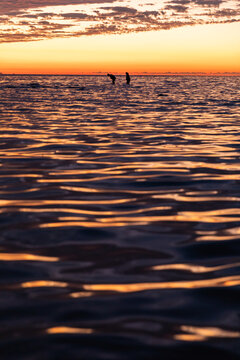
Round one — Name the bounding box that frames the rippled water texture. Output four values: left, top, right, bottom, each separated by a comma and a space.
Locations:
0, 75, 240, 359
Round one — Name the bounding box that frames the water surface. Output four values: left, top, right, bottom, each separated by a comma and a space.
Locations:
0, 75, 240, 359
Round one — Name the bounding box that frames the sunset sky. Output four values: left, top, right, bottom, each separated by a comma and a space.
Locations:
0, 0, 239, 74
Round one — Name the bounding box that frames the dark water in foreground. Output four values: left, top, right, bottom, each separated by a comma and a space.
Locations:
0, 75, 240, 359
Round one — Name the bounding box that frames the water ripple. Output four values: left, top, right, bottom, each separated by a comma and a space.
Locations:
0, 75, 240, 359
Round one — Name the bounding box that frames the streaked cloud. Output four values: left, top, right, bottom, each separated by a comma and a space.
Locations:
0, 0, 118, 15
0, 0, 239, 43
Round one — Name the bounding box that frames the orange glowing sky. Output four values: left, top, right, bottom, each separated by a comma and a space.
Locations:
0, 0, 239, 74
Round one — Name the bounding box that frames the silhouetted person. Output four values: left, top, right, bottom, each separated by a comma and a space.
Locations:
107, 73, 116, 84
126, 72, 131, 85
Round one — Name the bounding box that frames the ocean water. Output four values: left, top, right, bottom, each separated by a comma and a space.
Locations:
0, 75, 240, 359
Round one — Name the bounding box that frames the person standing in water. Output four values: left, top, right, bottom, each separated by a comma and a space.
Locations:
126, 72, 131, 85
107, 73, 116, 84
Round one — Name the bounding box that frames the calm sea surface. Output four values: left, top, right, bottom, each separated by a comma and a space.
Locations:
0, 75, 240, 359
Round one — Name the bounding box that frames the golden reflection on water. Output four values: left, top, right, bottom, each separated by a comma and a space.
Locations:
70, 292, 94, 298
37, 210, 240, 228
153, 194, 240, 202
0, 253, 59, 262
0, 199, 135, 206
175, 325, 240, 341
34, 173, 240, 183
226, 226, 240, 234
17, 206, 170, 216
196, 235, 240, 241
36, 175, 159, 183
0, 188, 40, 195
1, 199, 237, 228
151, 262, 240, 273
39, 220, 149, 228
1, 76, 240, 354
174, 334, 205, 341
60, 185, 176, 195
196, 227, 240, 241
8, 274, 240, 293
83, 275, 240, 293
21, 281, 68, 288
0, 174, 42, 178
46, 327, 93, 335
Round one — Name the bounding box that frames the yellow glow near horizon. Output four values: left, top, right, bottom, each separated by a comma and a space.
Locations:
0, 22, 239, 74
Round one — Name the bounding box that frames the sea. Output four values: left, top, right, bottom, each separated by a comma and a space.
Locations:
0, 75, 240, 359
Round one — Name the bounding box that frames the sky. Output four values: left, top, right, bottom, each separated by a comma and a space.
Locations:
0, 0, 239, 74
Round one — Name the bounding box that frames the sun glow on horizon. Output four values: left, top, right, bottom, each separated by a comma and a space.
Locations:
0, 0, 239, 74
0, 22, 239, 74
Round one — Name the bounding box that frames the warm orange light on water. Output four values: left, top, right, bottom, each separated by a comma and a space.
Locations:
0, 253, 58, 262
46, 327, 93, 334
6, 275, 240, 293
21, 281, 68, 288
175, 325, 240, 341
151, 262, 240, 273
83, 275, 240, 293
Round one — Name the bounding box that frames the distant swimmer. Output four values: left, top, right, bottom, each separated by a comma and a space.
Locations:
107, 73, 116, 84
126, 72, 131, 85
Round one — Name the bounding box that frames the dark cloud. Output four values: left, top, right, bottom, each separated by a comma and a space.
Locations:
166, 0, 220, 5
55, 12, 93, 19
193, 0, 223, 6
212, 8, 240, 17
164, 5, 189, 12
165, 0, 192, 5
101, 6, 138, 14
0, 0, 119, 15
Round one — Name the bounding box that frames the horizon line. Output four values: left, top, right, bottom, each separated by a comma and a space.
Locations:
1, 72, 240, 76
